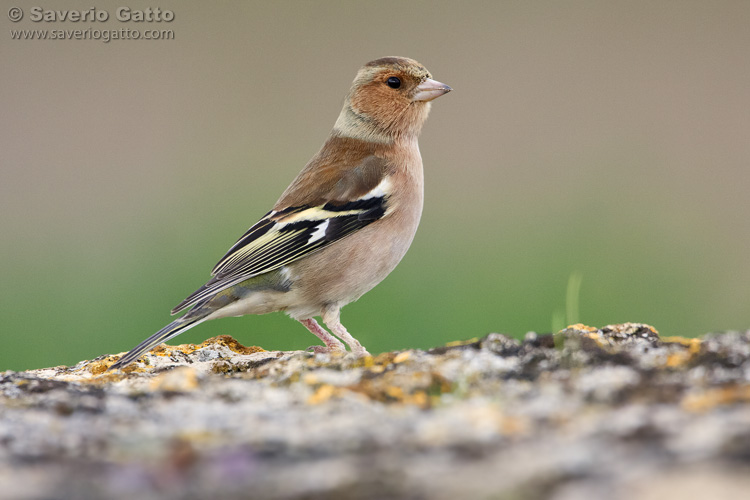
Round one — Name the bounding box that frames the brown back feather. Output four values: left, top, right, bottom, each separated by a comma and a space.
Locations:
274, 136, 393, 208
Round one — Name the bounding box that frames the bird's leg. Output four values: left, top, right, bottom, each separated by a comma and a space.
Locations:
321, 305, 370, 357
299, 318, 346, 354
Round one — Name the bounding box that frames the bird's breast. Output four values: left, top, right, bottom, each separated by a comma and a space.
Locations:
287, 146, 424, 311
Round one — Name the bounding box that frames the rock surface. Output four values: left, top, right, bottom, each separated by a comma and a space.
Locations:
3, 324, 750, 499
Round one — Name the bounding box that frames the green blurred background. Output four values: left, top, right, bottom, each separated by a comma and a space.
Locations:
2, 1, 749, 371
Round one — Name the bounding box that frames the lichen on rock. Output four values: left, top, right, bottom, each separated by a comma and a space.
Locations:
2, 325, 750, 499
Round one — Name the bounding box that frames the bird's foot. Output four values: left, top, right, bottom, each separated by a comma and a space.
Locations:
307, 345, 346, 355
352, 346, 371, 357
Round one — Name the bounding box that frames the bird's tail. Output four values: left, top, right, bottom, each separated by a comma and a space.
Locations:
108, 312, 211, 371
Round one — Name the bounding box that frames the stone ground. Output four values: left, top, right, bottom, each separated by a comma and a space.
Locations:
2, 324, 750, 499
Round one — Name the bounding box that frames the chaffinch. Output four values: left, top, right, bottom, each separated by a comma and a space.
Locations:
110, 56, 451, 370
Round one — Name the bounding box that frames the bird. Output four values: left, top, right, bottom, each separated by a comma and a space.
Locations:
109, 56, 451, 370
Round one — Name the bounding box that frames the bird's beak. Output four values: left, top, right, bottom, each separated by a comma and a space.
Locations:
413, 78, 452, 102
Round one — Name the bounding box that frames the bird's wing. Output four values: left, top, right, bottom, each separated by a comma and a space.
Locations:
171, 151, 392, 314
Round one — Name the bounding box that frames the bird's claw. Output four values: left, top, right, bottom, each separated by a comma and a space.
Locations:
307, 345, 346, 355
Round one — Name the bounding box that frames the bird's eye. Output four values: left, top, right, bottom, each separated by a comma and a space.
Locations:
386, 77, 401, 89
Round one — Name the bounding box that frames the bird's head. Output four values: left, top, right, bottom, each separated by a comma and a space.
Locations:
334, 57, 452, 143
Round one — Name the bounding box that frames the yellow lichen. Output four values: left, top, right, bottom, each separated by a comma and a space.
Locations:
409, 390, 429, 408
665, 352, 691, 368
393, 351, 411, 364
200, 335, 265, 355
210, 361, 234, 374
385, 386, 404, 400
307, 384, 337, 405
362, 355, 375, 368
86, 360, 111, 375
603, 323, 659, 335
661, 337, 701, 368
661, 336, 702, 354
682, 385, 750, 412
150, 367, 199, 392
565, 324, 598, 333
445, 338, 479, 348
373, 352, 396, 365
582, 332, 611, 348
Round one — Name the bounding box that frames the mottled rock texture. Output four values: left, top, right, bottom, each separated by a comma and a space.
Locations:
3, 324, 750, 499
